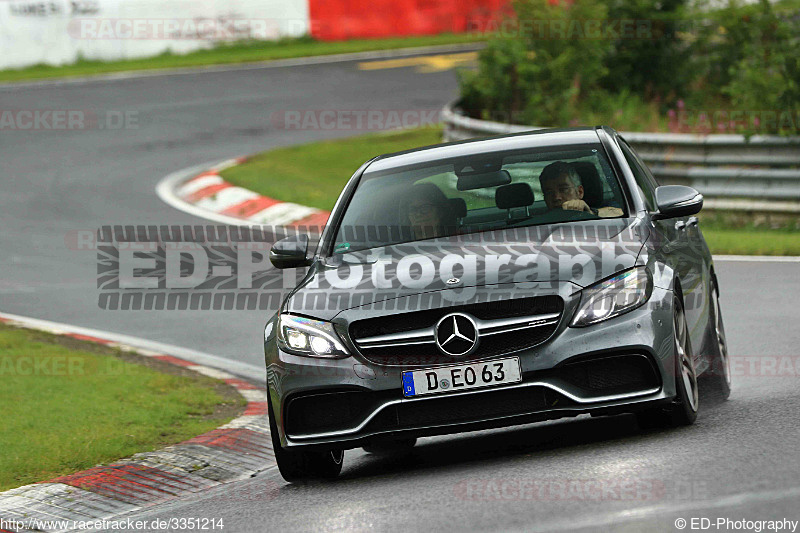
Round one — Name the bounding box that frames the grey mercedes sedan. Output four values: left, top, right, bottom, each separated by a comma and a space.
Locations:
263, 126, 731, 481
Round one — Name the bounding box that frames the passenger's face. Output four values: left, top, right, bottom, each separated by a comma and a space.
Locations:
407, 199, 441, 228
541, 175, 583, 210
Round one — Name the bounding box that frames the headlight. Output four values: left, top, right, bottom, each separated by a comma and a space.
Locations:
276, 315, 349, 358
571, 267, 652, 327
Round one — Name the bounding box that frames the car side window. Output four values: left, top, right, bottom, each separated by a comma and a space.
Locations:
619, 141, 656, 211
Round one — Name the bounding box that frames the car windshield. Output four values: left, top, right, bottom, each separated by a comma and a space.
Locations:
332, 143, 627, 253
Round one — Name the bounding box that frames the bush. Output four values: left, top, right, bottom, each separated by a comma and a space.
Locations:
721, 0, 800, 135
601, 0, 691, 101
459, 0, 800, 135
459, 0, 611, 126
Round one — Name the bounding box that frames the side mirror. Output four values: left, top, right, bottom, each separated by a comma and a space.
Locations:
269, 235, 311, 269
652, 185, 703, 220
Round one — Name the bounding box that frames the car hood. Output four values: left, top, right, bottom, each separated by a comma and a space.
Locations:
284, 218, 646, 320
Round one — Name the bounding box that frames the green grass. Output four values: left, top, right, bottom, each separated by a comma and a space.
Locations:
221, 127, 800, 255
0, 34, 485, 83
0, 324, 245, 491
220, 126, 444, 210
701, 229, 800, 256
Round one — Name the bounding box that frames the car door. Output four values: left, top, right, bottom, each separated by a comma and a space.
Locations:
619, 139, 708, 355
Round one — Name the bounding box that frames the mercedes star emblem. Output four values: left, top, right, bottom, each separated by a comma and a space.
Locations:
435, 313, 479, 357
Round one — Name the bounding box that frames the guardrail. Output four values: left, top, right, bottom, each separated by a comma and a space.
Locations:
442, 103, 800, 213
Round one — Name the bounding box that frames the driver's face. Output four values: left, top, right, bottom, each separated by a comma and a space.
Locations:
541, 175, 583, 210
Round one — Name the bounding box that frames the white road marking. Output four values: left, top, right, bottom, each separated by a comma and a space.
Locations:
239, 389, 268, 403
193, 186, 260, 211
156, 161, 264, 226
209, 158, 244, 172
248, 202, 319, 225
177, 174, 224, 197
188, 365, 235, 380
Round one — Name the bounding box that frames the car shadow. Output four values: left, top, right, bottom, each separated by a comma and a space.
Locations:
334, 413, 663, 483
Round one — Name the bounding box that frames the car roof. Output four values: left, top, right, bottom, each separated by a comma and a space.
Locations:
366, 127, 606, 173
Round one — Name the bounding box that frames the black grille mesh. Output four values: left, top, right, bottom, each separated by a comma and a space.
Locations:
349, 295, 563, 365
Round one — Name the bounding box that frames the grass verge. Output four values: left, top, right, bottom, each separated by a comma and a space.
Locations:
220, 127, 800, 256
699, 228, 800, 256
0, 323, 245, 491
0, 34, 485, 84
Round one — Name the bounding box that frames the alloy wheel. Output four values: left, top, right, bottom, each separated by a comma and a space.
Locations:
675, 303, 699, 413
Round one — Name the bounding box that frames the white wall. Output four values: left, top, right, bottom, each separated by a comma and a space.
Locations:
0, 0, 310, 70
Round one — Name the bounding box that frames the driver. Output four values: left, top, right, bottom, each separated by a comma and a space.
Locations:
538, 162, 623, 217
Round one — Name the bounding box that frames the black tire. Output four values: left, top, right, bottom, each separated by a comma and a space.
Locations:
667, 296, 699, 426
268, 397, 344, 482
636, 296, 698, 428
363, 438, 417, 455
699, 284, 732, 400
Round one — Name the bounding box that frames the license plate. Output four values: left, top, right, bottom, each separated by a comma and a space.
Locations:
402, 357, 521, 398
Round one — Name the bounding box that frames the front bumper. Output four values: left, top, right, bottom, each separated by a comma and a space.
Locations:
265, 283, 677, 450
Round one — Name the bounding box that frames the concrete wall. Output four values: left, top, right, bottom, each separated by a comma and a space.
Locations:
0, 0, 309, 70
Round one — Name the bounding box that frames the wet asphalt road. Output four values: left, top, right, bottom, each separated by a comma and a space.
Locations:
1, 51, 799, 532
0, 51, 460, 373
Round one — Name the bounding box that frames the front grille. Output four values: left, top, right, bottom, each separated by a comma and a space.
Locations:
349, 295, 564, 366
557, 354, 660, 396
350, 295, 562, 339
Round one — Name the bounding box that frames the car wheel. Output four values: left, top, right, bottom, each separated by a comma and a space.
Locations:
363, 438, 417, 455
700, 284, 732, 400
636, 296, 698, 429
669, 295, 699, 425
268, 397, 344, 482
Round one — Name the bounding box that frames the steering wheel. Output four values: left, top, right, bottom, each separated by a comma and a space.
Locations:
530, 208, 599, 225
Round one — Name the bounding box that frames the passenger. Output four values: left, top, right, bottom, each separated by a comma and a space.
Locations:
403, 183, 456, 240
538, 162, 623, 217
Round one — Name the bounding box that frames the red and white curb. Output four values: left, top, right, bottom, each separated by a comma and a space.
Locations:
156, 158, 330, 228
0, 312, 274, 533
